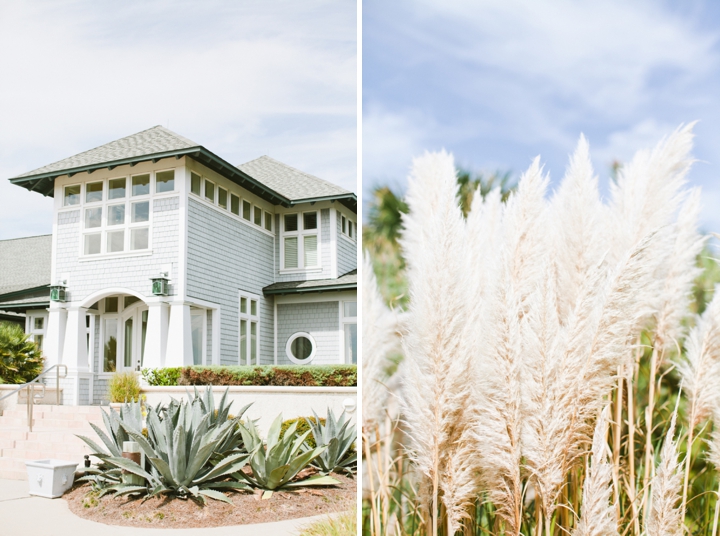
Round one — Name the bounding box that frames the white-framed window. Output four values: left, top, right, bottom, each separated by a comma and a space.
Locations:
63, 184, 81, 206
282, 211, 320, 270
78, 170, 173, 257
28, 314, 47, 351
341, 301, 357, 364
189, 172, 272, 232
286, 332, 316, 364
238, 292, 260, 365
340, 214, 356, 241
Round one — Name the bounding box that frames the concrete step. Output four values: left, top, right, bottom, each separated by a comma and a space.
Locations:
0, 417, 101, 429
0, 405, 110, 481
1, 408, 105, 421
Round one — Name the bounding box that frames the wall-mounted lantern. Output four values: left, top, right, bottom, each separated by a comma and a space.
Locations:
151, 272, 170, 296
49, 280, 67, 302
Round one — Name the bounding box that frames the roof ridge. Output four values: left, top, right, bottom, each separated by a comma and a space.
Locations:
0, 234, 52, 243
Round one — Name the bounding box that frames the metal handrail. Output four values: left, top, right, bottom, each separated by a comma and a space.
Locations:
0, 364, 68, 432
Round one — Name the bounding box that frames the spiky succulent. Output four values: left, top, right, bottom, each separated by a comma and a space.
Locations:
236, 414, 340, 498
305, 409, 357, 473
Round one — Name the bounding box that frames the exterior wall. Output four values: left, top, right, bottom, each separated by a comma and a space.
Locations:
337, 221, 356, 277
186, 198, 275, 366
276, 301, 339, 365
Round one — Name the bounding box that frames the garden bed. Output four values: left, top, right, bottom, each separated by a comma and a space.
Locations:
64, 473, 355, 528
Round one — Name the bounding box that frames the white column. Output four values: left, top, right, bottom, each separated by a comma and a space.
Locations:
330, 208, 338, 278
143, 302, 169, 368
44, 307, 67, 369
211, 307, 221, 365
62, 307, 88, 372
165, 303, 193, 367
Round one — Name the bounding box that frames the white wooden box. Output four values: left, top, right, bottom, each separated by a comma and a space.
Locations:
25, 459, 77, 498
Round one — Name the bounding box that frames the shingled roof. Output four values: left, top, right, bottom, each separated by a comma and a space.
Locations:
238, 156, 351, 201
0, 235, 52, 296
14, 126, 199, 179
10, 126, 356, 212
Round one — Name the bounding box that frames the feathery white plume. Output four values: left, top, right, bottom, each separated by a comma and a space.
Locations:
573, 406, 619, 536
608, 124, 695, 262
677, 285, 720, 429
645, 411, 683, 536
471, 158, 548, 535
655, 189, 706, 354
550, 135, 607, 321
362, 253, 399, 429
399, 151, 477, 534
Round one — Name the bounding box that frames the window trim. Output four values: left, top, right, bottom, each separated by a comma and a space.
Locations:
285, 331, 316, 364
339, 211, 356, 243
280, 210, 321, 272
238, 291, 260, 365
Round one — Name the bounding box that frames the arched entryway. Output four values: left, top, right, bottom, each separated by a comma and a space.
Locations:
80, 289, 149, 374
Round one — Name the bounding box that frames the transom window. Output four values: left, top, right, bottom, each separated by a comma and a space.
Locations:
71, 169, 174, 256
282, 211, 319, 270
239, 292, 260, 365
189, 171, 272, 232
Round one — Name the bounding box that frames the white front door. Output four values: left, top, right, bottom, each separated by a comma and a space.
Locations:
119, 304, 148, 371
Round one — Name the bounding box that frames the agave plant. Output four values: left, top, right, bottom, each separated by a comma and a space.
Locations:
305, 409, 357, 474
77, 400, 143, 460
77, 387, 252, 503
237, 415, 340, 499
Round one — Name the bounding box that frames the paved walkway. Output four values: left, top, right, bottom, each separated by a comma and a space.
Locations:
0, 479, 324, 536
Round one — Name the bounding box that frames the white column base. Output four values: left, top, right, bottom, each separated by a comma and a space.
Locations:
165, 303, 193, 367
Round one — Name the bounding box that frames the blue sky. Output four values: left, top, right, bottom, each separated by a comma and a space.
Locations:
363, 0, 720, 233
0, 0, 356, 240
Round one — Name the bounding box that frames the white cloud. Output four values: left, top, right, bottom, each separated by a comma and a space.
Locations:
0, 0, 356, 239
407, 0, 718, 116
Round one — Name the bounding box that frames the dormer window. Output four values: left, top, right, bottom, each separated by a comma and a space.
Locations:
282, 211, 320, 270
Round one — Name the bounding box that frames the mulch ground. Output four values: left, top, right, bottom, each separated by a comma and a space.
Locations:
64, 473, 356, 528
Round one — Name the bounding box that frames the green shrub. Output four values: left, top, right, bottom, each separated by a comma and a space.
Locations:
0, 322, 44, 384
108, 371, 141, 403
281, 416, 326, 449
140, 367, 182, 386
179, 365, 357, 387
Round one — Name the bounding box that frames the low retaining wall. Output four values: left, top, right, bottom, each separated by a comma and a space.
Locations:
141, 386, 357, 434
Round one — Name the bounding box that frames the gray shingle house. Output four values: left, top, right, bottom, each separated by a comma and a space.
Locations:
3, 126, 357, 405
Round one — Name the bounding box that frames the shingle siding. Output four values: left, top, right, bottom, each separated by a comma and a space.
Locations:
186, 199, 275, 366
337, 218, 357, 276
277, 302, 340, 365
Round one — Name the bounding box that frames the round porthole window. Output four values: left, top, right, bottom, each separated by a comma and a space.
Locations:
286, 332, 316, 364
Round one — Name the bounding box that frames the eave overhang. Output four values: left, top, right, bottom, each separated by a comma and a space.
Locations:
290, 193, 357, 214
9, 147, 295, 208
262, 282, 357, 296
